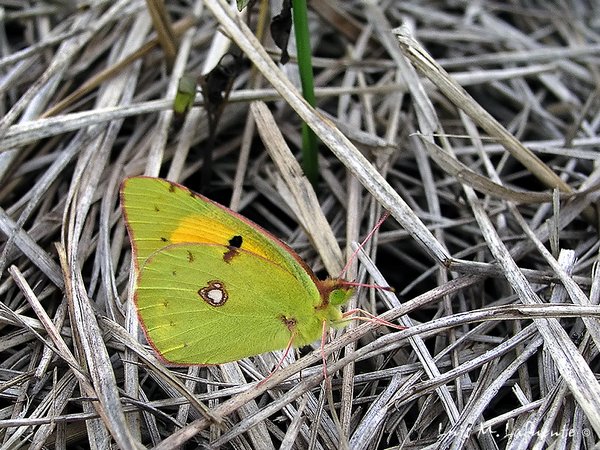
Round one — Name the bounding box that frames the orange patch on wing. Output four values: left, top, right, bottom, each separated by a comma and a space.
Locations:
170, 216, 270, 259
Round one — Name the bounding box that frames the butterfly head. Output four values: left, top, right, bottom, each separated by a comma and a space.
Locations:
317, 279, 354, 308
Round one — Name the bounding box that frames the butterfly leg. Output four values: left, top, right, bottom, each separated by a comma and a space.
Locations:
258, 332, 296, 386
320, 320, 329, 381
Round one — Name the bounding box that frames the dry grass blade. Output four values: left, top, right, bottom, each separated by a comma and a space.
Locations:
145, 0, 178, 66
418, 133, 564, 204
393, 26, 572, 195
251, 100, 344, 274
459, 170, 600, 439
1, 2, 599, 449
8, 263, 140, 449
206, 0, 452, 266
41, 17, 197, 118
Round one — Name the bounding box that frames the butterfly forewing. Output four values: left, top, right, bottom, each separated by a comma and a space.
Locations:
121, 177, 317, 291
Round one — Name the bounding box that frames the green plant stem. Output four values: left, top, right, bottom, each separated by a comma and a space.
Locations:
291, 0, 318, 185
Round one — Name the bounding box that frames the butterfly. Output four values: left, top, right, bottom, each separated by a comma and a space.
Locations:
120, 176, 354, 364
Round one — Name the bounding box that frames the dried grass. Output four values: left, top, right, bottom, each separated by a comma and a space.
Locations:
1, 1, 600, 448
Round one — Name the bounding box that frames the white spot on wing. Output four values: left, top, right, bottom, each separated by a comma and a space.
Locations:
198, 280, 229, 306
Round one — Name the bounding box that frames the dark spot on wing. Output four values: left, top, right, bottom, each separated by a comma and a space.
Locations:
223, 247, 238, 263
279, 315, 297, 332
223, 235, 243, 262
229, 235, 243, 248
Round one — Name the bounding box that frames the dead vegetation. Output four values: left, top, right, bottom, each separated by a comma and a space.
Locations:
1, 1, 600, 448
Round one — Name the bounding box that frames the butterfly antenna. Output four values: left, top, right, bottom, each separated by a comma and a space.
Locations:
339, 211, 390, 278
340, 280, 395, 292
343, 308, 406, 331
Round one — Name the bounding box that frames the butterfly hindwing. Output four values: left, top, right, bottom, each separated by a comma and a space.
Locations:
135, 243, 323, 364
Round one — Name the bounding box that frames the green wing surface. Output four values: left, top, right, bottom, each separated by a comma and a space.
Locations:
120, 176, 318, 293
135, 243, 326, 364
